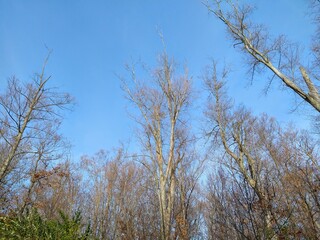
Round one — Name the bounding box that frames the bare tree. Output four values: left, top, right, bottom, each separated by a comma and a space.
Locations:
122, 53, 197, 239
0, 55, 73, 211
204, 62, 320, 239
204, 64, 276, 238
205, 0, 320, 113
25, 161, 81, 220
79, 148, 157, 239
18, 123, 70, 215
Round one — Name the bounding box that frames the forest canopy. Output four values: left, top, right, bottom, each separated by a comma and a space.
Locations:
0, 1, 319, 239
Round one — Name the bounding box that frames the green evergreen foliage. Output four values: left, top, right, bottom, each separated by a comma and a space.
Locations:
0, 209, 93, 240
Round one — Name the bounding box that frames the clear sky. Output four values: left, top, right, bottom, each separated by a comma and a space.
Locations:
0, 0, 314, 158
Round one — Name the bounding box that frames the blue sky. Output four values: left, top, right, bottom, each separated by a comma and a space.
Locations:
0, 0, 314, 158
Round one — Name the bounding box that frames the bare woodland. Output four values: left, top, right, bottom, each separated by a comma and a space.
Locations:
0, 1, 319, 239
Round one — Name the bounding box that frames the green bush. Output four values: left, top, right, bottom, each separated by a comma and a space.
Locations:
0, 209, 92, 240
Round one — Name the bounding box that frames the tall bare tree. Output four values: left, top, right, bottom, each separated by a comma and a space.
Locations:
204, 62, 320, 239
122, 53, 196, 239
206, 0, 320, 113
0, 55, 73, 211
